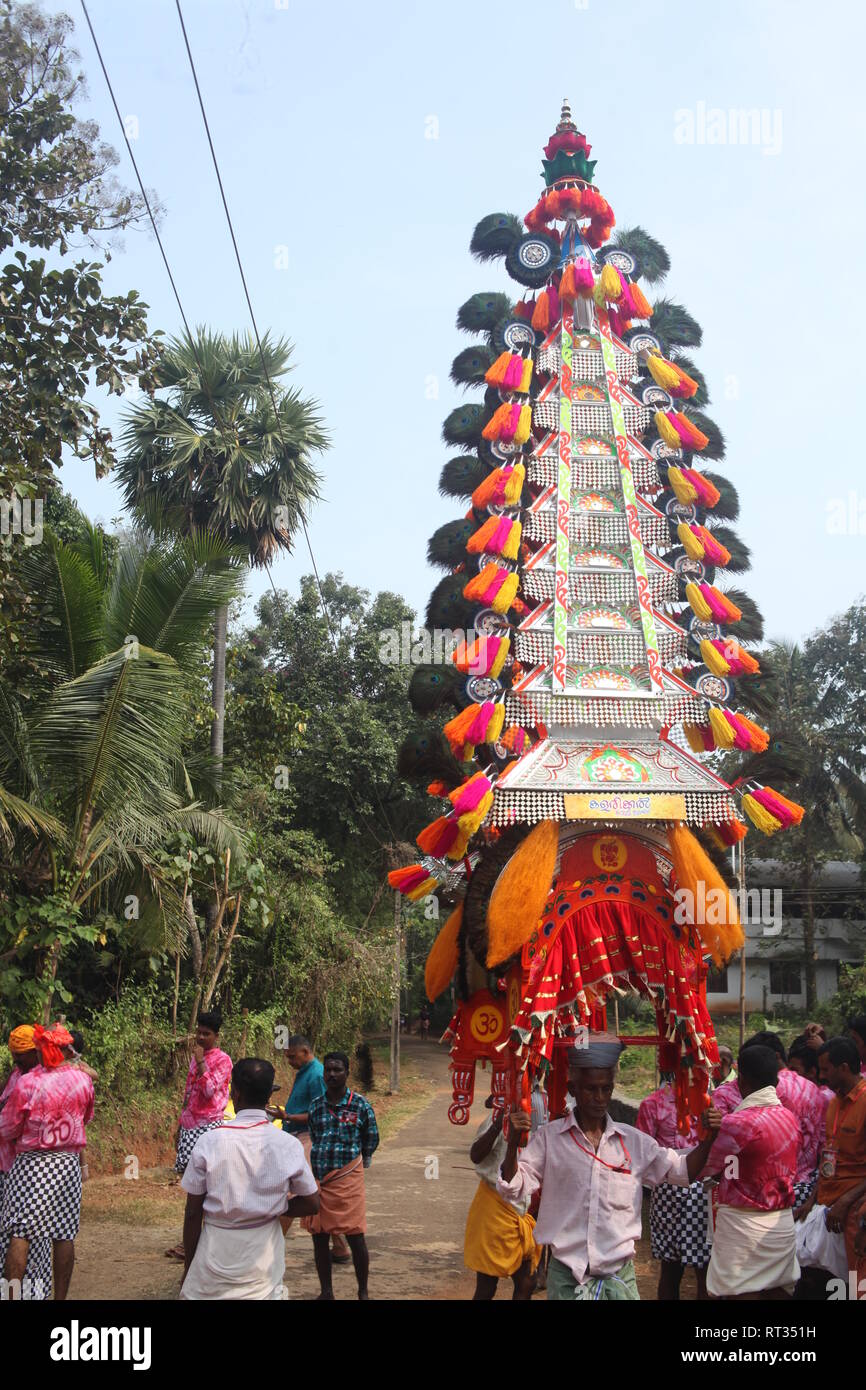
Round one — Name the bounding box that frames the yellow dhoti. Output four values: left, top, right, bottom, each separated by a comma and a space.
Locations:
464, 1179, 540, 1278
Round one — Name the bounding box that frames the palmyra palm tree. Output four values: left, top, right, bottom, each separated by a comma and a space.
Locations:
116, 329, 328, 781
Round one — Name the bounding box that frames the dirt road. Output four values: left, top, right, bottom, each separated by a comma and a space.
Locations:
72, 1038, 677, 1300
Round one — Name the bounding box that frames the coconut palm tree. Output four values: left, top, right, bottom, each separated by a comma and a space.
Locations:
0, 527, 246, 1019
116, 329, 328, 780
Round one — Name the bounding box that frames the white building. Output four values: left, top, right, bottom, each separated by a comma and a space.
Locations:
705, 859, 864, 1014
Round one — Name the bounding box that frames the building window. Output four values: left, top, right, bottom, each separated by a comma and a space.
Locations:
706, 965, 729, 993
769, 961, 802, 995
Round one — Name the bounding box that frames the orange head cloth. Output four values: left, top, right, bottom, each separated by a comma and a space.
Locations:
8, 1025, 36, 1055
32, 1024, 73, 1068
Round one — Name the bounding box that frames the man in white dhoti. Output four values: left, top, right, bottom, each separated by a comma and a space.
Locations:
180, 1058, 319, 1300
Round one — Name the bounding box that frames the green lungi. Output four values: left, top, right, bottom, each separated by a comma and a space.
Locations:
547, 1256, 639, 1301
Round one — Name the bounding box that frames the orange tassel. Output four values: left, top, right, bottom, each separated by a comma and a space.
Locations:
426, 780, 449, 797
481, 403, 512, 441
424, 904, 463, 1000
531, 292, 550, 332
736, 715, 769, 752
484, 351, 512, 387
465, 517, 500, 554
629, 282, 653, 318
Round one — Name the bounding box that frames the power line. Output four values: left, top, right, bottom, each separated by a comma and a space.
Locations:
79, 1, 395, 857
173, 0, 402, 850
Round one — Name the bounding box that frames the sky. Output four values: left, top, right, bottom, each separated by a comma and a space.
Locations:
48, 0, 866, 644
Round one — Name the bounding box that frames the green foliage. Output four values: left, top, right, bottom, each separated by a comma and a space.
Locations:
0, 1, 161, 658
117, 329, 327, 568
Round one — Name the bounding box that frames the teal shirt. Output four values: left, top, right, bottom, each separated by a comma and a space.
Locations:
282, 1057, 325, 1135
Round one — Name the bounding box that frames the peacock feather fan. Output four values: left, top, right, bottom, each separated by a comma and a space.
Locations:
608, 226, 671, 284
670, 352, 710, 407
451, 344, 496, 388
456, 292, 513, 334
442, 403, 485, 449
469, 213, 523, 263
707, 524, 751, 573
425, 575, 477, 630
650, 298, 703, 351
700, 472, 739, 522
427, 519, 476, 569
397, 730, 465, 787
439, 455, 492, 499
720, 588, 764, 643
685, 410, 725, 461
408, 663, 462, 715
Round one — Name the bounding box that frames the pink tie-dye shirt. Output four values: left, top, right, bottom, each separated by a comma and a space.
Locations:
0, 1064, 94, 1153
180, 1048, 232, 1128
636, 1084, 700, 1151
702, 1099, 800, 1211
0, 1066, 23, 1171
711, 1068, 828, 1182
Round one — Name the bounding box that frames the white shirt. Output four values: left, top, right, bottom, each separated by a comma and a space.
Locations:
472, 1117, 530, 1216
181, 1109, 318, 1227
497, 1111, 689, 1281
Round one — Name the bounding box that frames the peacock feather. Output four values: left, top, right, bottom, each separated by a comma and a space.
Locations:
442, 403, 485, 449
408, 663, 462, 715
686, 410, 725, 461
450, 344, 496, 388
607, 226, 671, 284
707, 524, 751, 573
469, 213, 523, 263
650, 298, 703, 351
425, 575, 477, 630
397, 731, 465, 786
700, 471, 739, 522
456, 292, 513, 334
720, 588, 764, 643
669, 352, 709, 407
427, 519, 476, 569
439, 455, 491, 499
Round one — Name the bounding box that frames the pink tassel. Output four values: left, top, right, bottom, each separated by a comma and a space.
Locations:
547, 284, 561, 324
449, 772, 493, 816
617, 275, 638, 317
753, 787, 797, 828
701, 586, 729, 623
724, 710, 753, 751
574, 257, 594, 291
503, 355, 523, 390
500, 402, 521, 443
465, 702, 496, 744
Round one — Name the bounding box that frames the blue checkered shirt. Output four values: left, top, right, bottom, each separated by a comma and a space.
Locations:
307, 1088, 379, 1180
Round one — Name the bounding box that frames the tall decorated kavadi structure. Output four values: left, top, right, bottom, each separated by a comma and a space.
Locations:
390, 104, 803, 1132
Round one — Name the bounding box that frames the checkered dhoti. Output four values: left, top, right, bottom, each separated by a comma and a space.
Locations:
0, 1169, 52, 1300
175, 1119, 223, 1174
649, 1180, 712, 1266
793, 1173, 817, 1208
1, 1150, 82, 1243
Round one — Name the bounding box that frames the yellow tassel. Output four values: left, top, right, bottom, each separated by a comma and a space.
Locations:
708, 706, 736, 749
648, 355, 683, 391
668, 465, 698, 506
490, 636, 510, 678
519, 357, 533, 393
677, 522, 705, 561
667, 822, 743, 966
487, 702, 506, 744
700, 639, 731, 677
684, 581, 712, 622
491, 571, 520, 614
593, 279, 606, 308
501, 520, 522, 561
502, 463, 525, 505
743, 793, 782, 836
457, 790, 494, 840
513, 404, 532, 447
600, 264, 622, 301
406, 876, 437, 902
486, 819, 559, 967
424, 904, 463, 1000
683, 723, 707, 755
655, 410, 682, 450
446, 824, 472, 861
